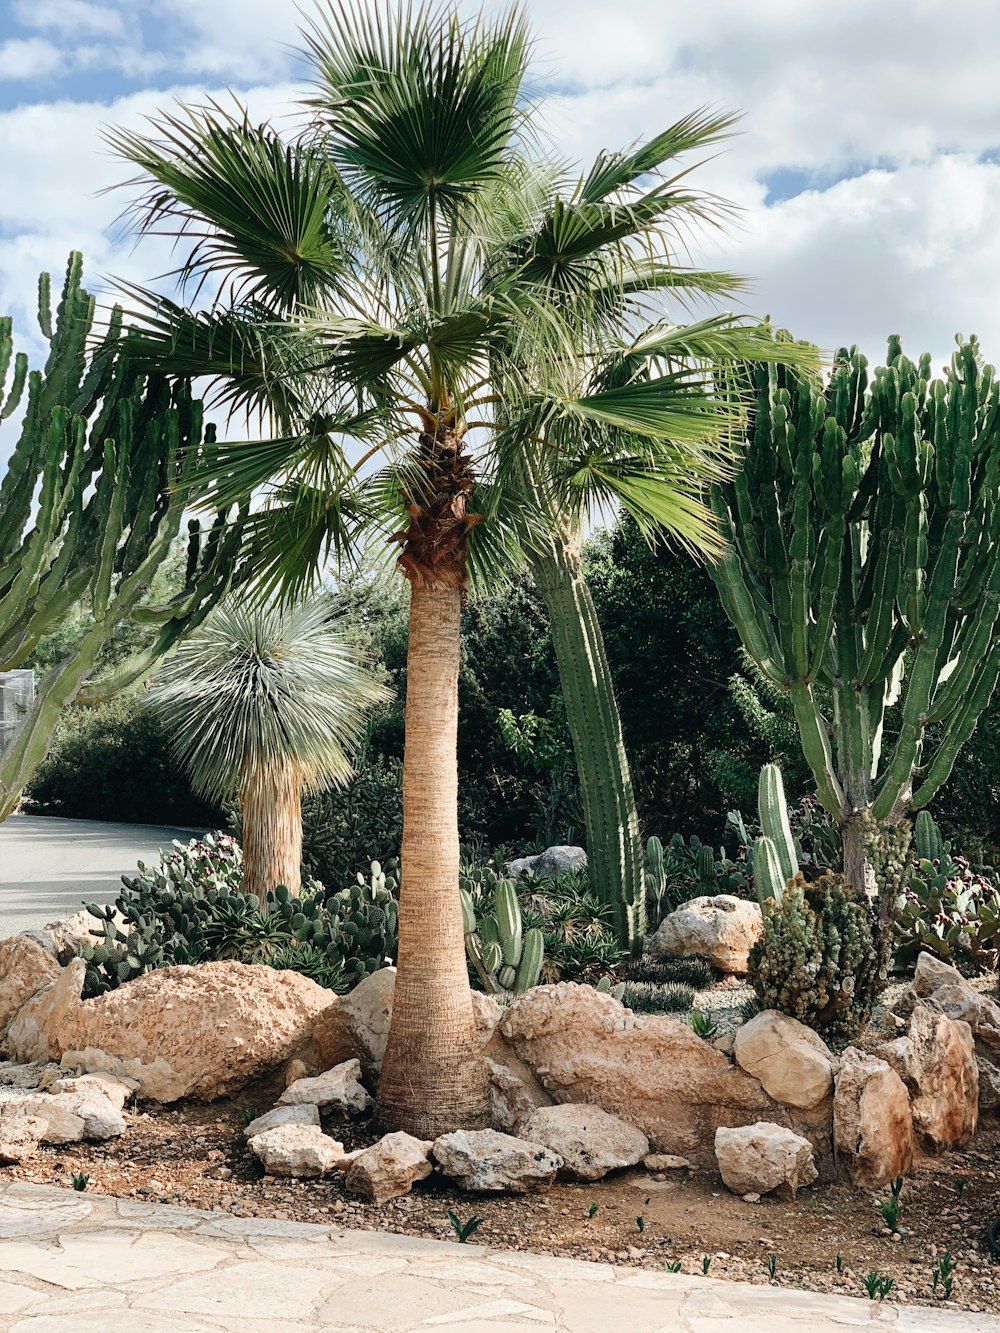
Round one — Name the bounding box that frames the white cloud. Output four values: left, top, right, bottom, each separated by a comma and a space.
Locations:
0, 37, 63, 80
12, 0, 126, 39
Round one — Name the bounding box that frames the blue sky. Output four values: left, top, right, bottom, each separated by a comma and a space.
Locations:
1, 0, 1000, 378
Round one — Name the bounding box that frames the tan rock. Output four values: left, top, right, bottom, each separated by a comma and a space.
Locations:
0, 1108, 47, 1164
310, 1003, 355, 1072
47, 1072, 135, 1111
2, 1094, 84, 1144
432, 1128, 562, 1193
0, 936, 60, 1038
648, 895, 762, 975
487, 1058, 538, 1132
519, 1104, 648, 1181
644, 1153, 690, 1171
248, 1124, 346, 1177
242, 1103, 320, 1140
344, 1131, 434, 1203
499, 983, 802, 1158
877, 1002, 977, 1154
833, 1048, 913, 1188
977, 1056, 1000, 1112
342, 967, 396, 1077
283, 1058, 314, 1088
733, 1010, 837, 1110
911, 952, 1000, 1039
715, 1122, 817, 1198
9, 960, 332, 1101
278, 1059, 372, 1114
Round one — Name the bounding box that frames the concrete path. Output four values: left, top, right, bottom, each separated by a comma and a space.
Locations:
0, 1183, 993, 1332
0, 815, 202, 937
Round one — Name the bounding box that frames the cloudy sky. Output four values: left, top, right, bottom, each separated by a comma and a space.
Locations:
0, 0, 998, 377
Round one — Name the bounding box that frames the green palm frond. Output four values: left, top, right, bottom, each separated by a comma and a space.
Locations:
579, 108, 741, 204
107, 101, 343, 310
146, 596, 389, 802
302, 1, 532, 236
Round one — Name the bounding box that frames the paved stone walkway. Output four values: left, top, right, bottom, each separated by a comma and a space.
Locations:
0, 1183, 995, 1331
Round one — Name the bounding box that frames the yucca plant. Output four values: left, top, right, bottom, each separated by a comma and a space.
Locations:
108, 1, 809, 1135
145, 598, 386, 900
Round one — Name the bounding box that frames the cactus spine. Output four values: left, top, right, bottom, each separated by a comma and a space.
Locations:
0, 254, 244, 817
711, 337, 1000, 912
461, 876, 544, 996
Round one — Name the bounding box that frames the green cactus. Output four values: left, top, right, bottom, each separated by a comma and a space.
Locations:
644, 835, 668, 926
914, 810, 946, 863
758, 764, 798, 885
696, 844, 717, 887
711, 336, 1000, 955
326, 859, 400, 983
460, 873, 544, 996
752, 835, 786, 907
595, 975, 626, 1002
0, 254, 244, 818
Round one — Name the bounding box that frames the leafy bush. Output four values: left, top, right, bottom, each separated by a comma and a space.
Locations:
301, 756, 403, 889
749, 872, 878, 1046
77, 834, 397, 997
895, 844, 1000, 977
24, 696, 221, 827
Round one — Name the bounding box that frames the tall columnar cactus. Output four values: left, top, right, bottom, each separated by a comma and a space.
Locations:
0, 254, 244, 817
758, 763, 797, 885
532, 539, 646, 951
712, 337, 1000, 919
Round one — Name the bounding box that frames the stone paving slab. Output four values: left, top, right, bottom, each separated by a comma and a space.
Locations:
0, 1182, 995, 1331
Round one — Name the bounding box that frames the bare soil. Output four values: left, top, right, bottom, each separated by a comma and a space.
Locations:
6, 1074, 1000, 1317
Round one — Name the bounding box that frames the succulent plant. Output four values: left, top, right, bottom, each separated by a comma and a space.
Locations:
460, 871, 544, 996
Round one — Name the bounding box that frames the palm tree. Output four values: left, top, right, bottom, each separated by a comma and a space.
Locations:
145, 598, 387, 900
108, 2, 810, 1135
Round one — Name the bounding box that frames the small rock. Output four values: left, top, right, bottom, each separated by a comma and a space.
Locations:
248, 1124, 346, 1178
0, 1108, 47, 1164
432, 1128, 562, 1193
506, 846, 587, 880
743, 1192, 761, 1203
486, 1058, 537, 1133
644, 1153, 690, 1171
278, 1059, 372, 1114
733, 1010, 837, 1110
283, 1058, 312, 1088
344, 1131, 434, 1203
241, 1103, 320, 1140
715, 1121, 818, 1199
519, 1104, 649, 1181
877, 1001, 977, 1154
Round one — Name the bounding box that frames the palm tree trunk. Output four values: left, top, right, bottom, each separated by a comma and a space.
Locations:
239, 761, 303, 902
376, 580, 491, 1136
531, 538, 646, 951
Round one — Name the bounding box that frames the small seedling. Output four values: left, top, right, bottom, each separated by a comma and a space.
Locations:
70, 1172, 89, 1192
835, 1252, 844, 1274
701, 1254, 712, 1275
767, 1253, 777, 1280
587, 1202, 599, 1219
954, 1175, 967, 1200
664, 1259, 682, 1273
932, 1252, 956, 1299
687, 1010, 718, 1040
448, 1211, 483, 1244
862, 1271, 895, 1301
636, 1214, 645, 1234
240, 1106, 258, 1126
877, 1176, 904, 1232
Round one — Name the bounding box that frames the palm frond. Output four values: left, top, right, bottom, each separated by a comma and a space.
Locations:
579, 108, 740, 204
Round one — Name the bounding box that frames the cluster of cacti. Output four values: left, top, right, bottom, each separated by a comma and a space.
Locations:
0, 254, 244, 819
620, 981, 695, 1015
895, 813, 1000, 975
78, 836, 398, 997
711, 337, 1000, 896
595, 975, 625, 1001
749, 872, 879, 1045
460, 869, 544, 996
325, 860, 400, 983
619, 954, 715, 989
647, 834, 754, 923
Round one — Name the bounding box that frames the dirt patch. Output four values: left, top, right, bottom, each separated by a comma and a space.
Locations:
5, 1075, 1000, 1316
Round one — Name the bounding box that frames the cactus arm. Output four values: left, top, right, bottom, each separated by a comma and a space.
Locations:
752, 835, 785, 906
787, 681, 847, 818
911, 641, 1000, 812
758, 764, 798, 884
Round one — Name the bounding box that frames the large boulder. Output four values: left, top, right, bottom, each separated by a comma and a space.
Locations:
498, 983, 818, 1159
647, 895, 762, 975
733, 1010, 837, 1110
432, 1128, 562, 1193
715, 1122, 818, 1199
0, 937, 60, 1036
507, 846, 587, 881
518, 1104, 648, 1181
877, 1002, 977, 1154
344, 1132, 434, 1203
248, 1124, 346, 1178
833, 1048, 913, 1188
910, 953, 1000, 1055
279, 1059, 372, 1114
6, 959, 334, 1101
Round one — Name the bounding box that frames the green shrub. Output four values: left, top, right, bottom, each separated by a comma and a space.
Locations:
895, 841, 1000, 977
23, 696, 221, 827
77, 834, 397, 997
301, 756, 403, 890
749, 872, 878, 1046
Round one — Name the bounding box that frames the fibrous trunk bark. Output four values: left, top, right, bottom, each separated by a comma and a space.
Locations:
531, 539, 645, 952
239, 762, 303, 903
375, 581, 491, 1135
